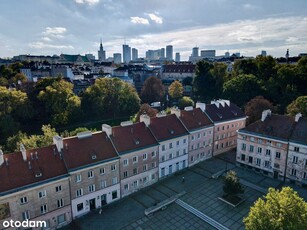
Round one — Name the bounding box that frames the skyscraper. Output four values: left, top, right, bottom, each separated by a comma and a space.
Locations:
175, 52, 180, 62
166, 45, 173, 61
192, 47, 199, 57
98, 39, 106, 61
113, 53, 122, 64
123, 44, 131, 63
132, 48, 138, 61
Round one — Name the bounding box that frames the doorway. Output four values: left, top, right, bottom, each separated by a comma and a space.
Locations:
273, 171, 279, 179
101, 194, 107, 206
89, 198, 96, 210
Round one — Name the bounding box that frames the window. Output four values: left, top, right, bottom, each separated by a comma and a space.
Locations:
191, 145, 194, 150
124, 184, 129, 191
222, 126, 225, 130
133, 156, 138, 163
143, 164, 147, 172
293, 156, 298, 164
41, 204, 47, 214
294, 147, 300, 152
183, 139, 186, 144
250, 137, 255, 142
204, 132, 207, 137
22, 211, 30, 220
305, 159, 307, 166
162, 145, 165, 151
123, 171, 128, 178
162, 155, 165, 162
241, 154, 245, 161
143, 177, 148, 184
256, 158, 261, 166
258, 139, 262, 144
133, 180, 138, 188
133, 168, 138, 175
248, 156, 253, 164
20, 196, 28, 204
169, 165, 173, 174
88, 171, 94, 178
57, 214, 66, 224
176, 151, 180, 157
123, 159, 129, 166
291, 168, 297, 176
217, 127, 220, 131
191, 135, 195, 141
267, 140, 272, 145
249, 145, 254, 152
169, 153, 172, 159
161, 167, 165, 177
101, 180, 107, 189
197, 133, 201, 139
112, 177, 118, 185
77, 203, 84, 212
257, 147, 262, 154
176, 140, 180, 146
76, 188, 83, 197
242, 135, 247, 140
303, 172, 307, 179
151, 174, 156, 180
275, 152, 281, 159
76, 174, 82, 182
266, 149, 271, 156
100, 167, 105, 174
191, 156, 194, 162
57, 199, 64, 208
56, 185, 62, 192
152, 151, 156, 158
143, 153, 147, 160
88, 184, 95, 193
276, 142, 282, 148
183, 148, 187, 154
111, 164, 116, 171
169, 142, 173, 149
38, 190, 46, 198
264, 160, 271, 168
151, 161, 156, 168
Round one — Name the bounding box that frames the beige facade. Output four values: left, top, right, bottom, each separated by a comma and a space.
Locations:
0, 178, 71, 229
213, 118, 246, 156
237, 133, 288, 179
120, 146, 159, 197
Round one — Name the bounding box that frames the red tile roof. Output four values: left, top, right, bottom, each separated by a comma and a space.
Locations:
149, 114, 189, 141
62, 132, 118, 170
240, 114, 295, 141
0, 145, 67, 194
179, 108, 213, 131
111, 122, 158, 154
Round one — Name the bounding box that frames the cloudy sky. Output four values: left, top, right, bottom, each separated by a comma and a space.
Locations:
1, 0, 307, 60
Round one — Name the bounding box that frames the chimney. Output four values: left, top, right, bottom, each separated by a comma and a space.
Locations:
196, 102, 206, 112
102, 124, 112, 137
211, 100, 219, 108
222, 99, 230, 106
295, 113, 302, 122
261, 109, 272, 122
0, 149, 4, 166
184, 106, 193, 111
170, 107, 181, 118
140, 114, 150, 127
53, 136, 63, 153
217, 99, 225, 107
20, 144, 27, 161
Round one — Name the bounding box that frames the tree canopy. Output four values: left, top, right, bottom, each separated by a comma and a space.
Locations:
223, 170, 244, 196
141, 76, 164, 103
178, 96, 194, 109
134, 103, 158, 122
168, 80, 183, 100
244, 187, 307, 230
286, 95, 307, 117
245, 96, 274, 124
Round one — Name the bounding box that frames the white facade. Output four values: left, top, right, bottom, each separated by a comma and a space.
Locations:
287, 142, 307, 185
71, 183, 120, 218
158, 136, 189, 178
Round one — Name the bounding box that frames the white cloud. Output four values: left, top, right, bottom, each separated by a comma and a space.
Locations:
42, 37, 52, 42
29, 42, 74, 49
42, 27, 67, 38
243, 4, 258, 10
75, 0, 100, 6
130, 17, 149, 25
148, 13, 163, 24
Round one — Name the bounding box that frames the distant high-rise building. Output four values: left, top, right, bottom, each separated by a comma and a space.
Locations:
123, 44, 131, 63
113, 53, 122, 64
192, 47, 199, 57
201, 50, 216, 58
225, 52, 230, 58
86, 53, 95, 61
235, 52, 240, 58
98, 40, 106, 61
161, 48, 165, 58
261, 50, 267, 57
166, 45, 173, 61
132, 48, 138, 61
175, 52, 180, 62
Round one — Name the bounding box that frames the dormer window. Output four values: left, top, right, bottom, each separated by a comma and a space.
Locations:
91, 154, 97, 160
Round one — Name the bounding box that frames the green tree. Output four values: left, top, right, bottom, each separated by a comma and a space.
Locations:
134, 103, 158, 122
11, 73, 27, 84
245, 96, 274, 124
222, 74, 263, 107
182, 77, 193, 86
287, 96, 307, 117
233, 59, 258, 77
178, 96, 194, 109
244, 187, 307, 230
169, 80, 183, 100
193, 61, 214, 101
255, 55, 277, 81
82, 78, 140, 118
38, 80, 81, 126
223, 170, 244, 196
140, 76, 164, 103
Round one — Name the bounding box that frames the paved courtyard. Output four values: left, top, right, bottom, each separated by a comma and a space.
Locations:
63, 151, 307, 230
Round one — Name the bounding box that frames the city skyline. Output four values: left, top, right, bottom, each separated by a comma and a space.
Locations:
1, 0, 307, 60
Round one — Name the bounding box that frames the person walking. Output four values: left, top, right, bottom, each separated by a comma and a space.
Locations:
182, 176, 185, 183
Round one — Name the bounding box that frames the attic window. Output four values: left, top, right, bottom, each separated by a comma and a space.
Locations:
168, 128, 175, 135
217, 113, 223, 119
231, 110, 238, 116
134, 138, 140, 145
35, 172, 42, 178
91, 154, 97, 160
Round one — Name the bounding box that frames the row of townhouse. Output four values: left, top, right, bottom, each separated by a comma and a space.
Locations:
0, 99, 246, 229
236, 110, 307, 186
